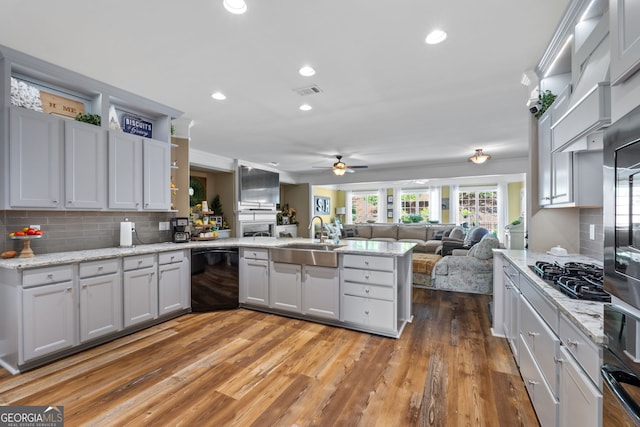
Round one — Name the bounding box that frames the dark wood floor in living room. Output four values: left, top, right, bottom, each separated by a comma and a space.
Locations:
0, 288, 538, 426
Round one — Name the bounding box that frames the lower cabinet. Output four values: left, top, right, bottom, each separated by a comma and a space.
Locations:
302, 265, 339, 320
239, 248, 270, 307
123, 254, 158, 328
158, 250, 189, 316
79, 259, 122, 343
22, 276, 76, 362
558, 346, 602, 426
270, 262, 302, 313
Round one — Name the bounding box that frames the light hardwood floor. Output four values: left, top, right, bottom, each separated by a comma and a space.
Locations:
0, 288, 539, 426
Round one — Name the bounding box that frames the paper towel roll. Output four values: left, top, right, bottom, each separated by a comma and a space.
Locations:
120, 221, 133, 247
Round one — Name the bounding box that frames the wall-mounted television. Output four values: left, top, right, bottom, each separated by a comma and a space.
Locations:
238, 166, 280, 206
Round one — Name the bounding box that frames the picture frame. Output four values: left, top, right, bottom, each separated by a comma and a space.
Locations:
387, 195, 393, 203
314, 196, 330, 215
387, 211, 394, 218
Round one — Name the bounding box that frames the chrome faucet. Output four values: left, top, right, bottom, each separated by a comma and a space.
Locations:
309, 215, 325, 243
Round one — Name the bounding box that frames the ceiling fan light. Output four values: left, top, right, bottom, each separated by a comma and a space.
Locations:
223, 0, 247, 14
333, 161, 347, 176
469, 148, 491, 164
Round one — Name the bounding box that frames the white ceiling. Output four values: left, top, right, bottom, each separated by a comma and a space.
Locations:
2, 0, 570, 184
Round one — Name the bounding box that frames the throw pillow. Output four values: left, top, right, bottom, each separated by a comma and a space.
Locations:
345, 228, 356, 237
432, 230, 445, 240
469, 235, 500, 260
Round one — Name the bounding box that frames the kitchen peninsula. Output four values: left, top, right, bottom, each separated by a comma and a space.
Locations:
0, 238, 414, 374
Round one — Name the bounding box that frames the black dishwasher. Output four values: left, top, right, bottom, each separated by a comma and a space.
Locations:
191, 247, 239, 311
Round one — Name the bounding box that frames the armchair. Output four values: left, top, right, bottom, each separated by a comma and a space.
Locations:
431, 234, 500, 294
439, 226, 489, 256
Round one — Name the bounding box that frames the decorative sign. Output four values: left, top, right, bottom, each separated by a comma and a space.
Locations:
314, 196, 330, 215
121, 113, 153, 138
40, 91, 85, 118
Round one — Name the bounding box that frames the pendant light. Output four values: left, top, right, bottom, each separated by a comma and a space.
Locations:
469, 149, 491, 164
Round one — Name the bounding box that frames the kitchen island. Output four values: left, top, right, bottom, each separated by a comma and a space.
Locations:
0, 237, 414, 374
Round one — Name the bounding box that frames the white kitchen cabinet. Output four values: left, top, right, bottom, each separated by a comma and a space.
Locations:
78, 259, 122, 342
142, 138, 171, 210
551, 150, 573, 205
503, 263, 520, 361
270, 262, 302, 313
302, 265, 340, 320
538, 111, 553, 207
239, 248, 269, 307
64, 120, 107, 209
610, 0, 640, 85
123, 254, 158, 327
158, 250, 189, 316
108, 131, 142, 210
21, 265, 76, 362
342, 254, 397, 334
558, 346, 602, 427
9, 107, 62, 209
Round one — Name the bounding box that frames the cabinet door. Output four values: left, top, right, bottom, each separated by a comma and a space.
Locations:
108, 132, 142, 210
240, 258, 269, 307
158, 261, 186, 315
551, 151, 573, 205
270, 262, 302, 313
9, 107, 62, 208
303, 265, 339, 320
65, 120, 107, 209
559, 347, 602, 427
79, 273, 122, 342
123, 266, 158, 327
611, 0, 640, 85
504, 277, 520, 361
538, 112, 552, 207
143, 138, 171, 210
22, 281, 76, 361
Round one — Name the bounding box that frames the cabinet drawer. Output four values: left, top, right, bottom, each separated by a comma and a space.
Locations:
22, 265, 73, 288
342, 295, 395, 331
123, 254, 156, 271
520, 276, 558, 333
343, 254, 394, 271
79, 258, 119, 278
559, 313, 601, 386
344, 282, 394, 301
520, 296, 560, 396
503, 263, 519, 288
519, 336, 559, 427
158, 250, 184, 265
241, 247, 269, 260
343, 268, 394, 287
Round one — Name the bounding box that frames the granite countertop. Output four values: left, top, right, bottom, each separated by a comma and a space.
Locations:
495, 249, 605, 345
0, 238, 416, 270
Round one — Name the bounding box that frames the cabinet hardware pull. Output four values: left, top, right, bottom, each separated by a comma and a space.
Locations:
527, 379, 539, 386
364, 260, 369, 265
527, 331, 540, 337
364, 274, 370, 279
554, 356, 563, 364
47, 273, 53, 279
365, 288, 370, 293
567, 339, 579, 347
98, 266, 103, 270
66, 287, 72, 292
364, 310, 370, 315
82, 284, 87, 289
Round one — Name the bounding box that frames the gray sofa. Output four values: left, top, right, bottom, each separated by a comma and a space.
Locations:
341, 223, 458, 253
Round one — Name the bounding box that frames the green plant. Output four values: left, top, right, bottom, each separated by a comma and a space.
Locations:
75, 113, 101, 126
170, 124, 175, 135
511, 219, 522, 226
535, 90, 557, 118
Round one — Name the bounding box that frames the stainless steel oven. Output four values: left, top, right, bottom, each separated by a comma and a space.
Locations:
604, 104, 640, 425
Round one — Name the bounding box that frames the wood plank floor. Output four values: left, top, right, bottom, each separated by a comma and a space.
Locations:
0, 288, 539, 426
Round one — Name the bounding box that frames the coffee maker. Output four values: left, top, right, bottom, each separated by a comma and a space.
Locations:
170, 217, 190, 243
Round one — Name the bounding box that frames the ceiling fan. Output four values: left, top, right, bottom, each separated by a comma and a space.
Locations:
313, 155, 369, 176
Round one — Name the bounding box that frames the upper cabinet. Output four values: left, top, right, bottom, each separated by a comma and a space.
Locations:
0, 44, 182, 211
610, 0, 640, 85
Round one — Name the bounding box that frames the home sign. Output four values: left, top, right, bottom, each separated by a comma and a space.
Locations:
121, 113, 153, 138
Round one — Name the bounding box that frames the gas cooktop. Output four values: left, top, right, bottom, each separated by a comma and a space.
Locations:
530, 261, 610, 302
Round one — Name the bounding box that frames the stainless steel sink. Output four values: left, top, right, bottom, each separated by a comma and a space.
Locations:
270, 242, 344, 267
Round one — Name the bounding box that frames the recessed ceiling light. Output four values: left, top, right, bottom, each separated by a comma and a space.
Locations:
299, 104, 312, 111
425, 30, 447, 45
211, 92, 226, 100
223, 0, 247, 15
299, 66, 316, 77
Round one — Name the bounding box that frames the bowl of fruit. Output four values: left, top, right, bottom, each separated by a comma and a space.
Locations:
8, 227, 44, 258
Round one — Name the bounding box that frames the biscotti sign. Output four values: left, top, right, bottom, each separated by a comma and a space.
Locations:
121, 114, 153, 138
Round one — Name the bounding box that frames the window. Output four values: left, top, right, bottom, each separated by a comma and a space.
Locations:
458, 189, 498, 232
351, 192, 378, 223
400, 191, 430, 223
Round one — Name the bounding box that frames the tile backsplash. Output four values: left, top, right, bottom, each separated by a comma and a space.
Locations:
0, 210, 174, 255
579, 207, 603, 261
